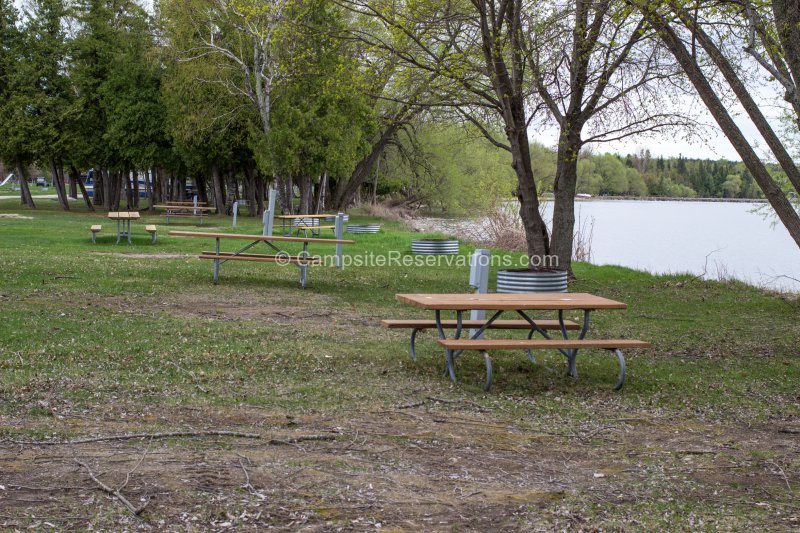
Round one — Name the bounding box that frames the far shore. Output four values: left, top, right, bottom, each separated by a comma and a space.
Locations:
573, 195, 768, 203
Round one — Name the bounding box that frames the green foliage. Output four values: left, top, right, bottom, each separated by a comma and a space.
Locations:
378, 124, 517, 212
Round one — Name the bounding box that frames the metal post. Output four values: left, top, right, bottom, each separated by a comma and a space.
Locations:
232, 200, 239, 228
213, 238, 220, 284
193, 195, 198, 215
263, 188, 276, 236
469, 249, 491, 338
335, 212, 344, 269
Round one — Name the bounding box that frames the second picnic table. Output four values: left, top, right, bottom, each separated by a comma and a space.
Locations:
274, 214, 336, 236
393, 292, 649, 390
168, 230, 354, 288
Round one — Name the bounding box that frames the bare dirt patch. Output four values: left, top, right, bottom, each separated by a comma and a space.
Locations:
1, 404, 797, 531
93, 286, 372, 326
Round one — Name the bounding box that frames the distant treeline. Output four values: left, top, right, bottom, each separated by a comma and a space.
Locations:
575, 150, 765, 199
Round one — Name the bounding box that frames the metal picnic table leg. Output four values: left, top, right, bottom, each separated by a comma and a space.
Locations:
127, 219, 132, 244
435, 310, 457, 382
116, 219, 121, 244
558, 309, 591, 378
213, 238, 220, 284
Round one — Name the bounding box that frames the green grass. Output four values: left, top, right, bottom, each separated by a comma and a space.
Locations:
1, 199, 799, 529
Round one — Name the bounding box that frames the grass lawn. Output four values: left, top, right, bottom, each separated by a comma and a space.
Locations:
0, 200, 798, 530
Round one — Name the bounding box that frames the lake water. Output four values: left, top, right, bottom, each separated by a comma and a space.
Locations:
563, 200, 800, 292
422, 199, 800, 293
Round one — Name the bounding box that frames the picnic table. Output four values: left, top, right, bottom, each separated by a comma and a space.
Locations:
154, 204, 215, 225
394, 292, 649, 390
107, 211, 140, 244
275, 214, 336, 237
168, 231, 354, 288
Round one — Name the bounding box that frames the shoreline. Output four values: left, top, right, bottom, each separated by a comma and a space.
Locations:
573, 196, 768, 203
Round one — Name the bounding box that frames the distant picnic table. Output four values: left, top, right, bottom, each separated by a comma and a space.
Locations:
155, 203, 215, 225
274, 214, 336, 237
390, 292, 649, 391
107, 211, 140, 244
168, 230, 354, 288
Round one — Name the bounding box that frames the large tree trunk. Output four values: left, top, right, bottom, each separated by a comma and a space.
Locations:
15, 159, 35, 208
644, 8, 800, 247
48, 157, 69, 211
111, 171, 123, 211
332, 125, 399, 210
211, 164, 226, 213
550, 130, 583, 272
70, 165, 94, 212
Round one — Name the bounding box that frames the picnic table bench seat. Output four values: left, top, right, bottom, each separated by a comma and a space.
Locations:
145, 224, 157, 243
381, 318, 580, 362
437, 338, 651, 391
90, 224, 102, 243
199, 251, 323, 265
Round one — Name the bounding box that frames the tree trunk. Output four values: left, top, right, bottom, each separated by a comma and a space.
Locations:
15, 159, 35, 208
211, 164, 226, 213
48, 157, 69, 211
152, 168, 162, 207
70, 165, 94, 212
133, 170, 140, 208
277, 174, 293, 214
254, 171, 265, 215
644, 8, 800, 248
298, 174, 313, 214
550, 130, 583, 272
332, 125, 399, 210
675, 10, 800, 196
224, 167, 237, 215
102, 169, 112, 211
194, 174, 209, 206
243, 163, 258, 216
68, 170, 78, 199
124, 169, 134, 210
92, 169, 103, 207
144, 169, 154, 212
111, 171, 123, 211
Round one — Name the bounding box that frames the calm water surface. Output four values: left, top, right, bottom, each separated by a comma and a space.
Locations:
567, 200, 800, 292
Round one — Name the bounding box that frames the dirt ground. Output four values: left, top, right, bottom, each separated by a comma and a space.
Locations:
1, 404, 799, 531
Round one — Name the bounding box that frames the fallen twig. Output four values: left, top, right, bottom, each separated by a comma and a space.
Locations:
75, 460, 147, 516
12, 430, 263, 445
767, 460, 793, 492
266, 435, 336, 445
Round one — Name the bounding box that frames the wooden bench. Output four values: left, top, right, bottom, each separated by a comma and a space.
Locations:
199, 251, 323, 265
145, 224, 157, 244
437, 338, 651, 391
382, 318, 580, 362
90, 224, 102, 244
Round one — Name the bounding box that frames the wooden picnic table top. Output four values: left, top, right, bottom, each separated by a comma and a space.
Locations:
164, 201, 208, 205
274, 214, 336, 219
155, 205, 216, 211
107, 211, 141, 220
396, 292, 627, 311
168, 230, 355, 245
